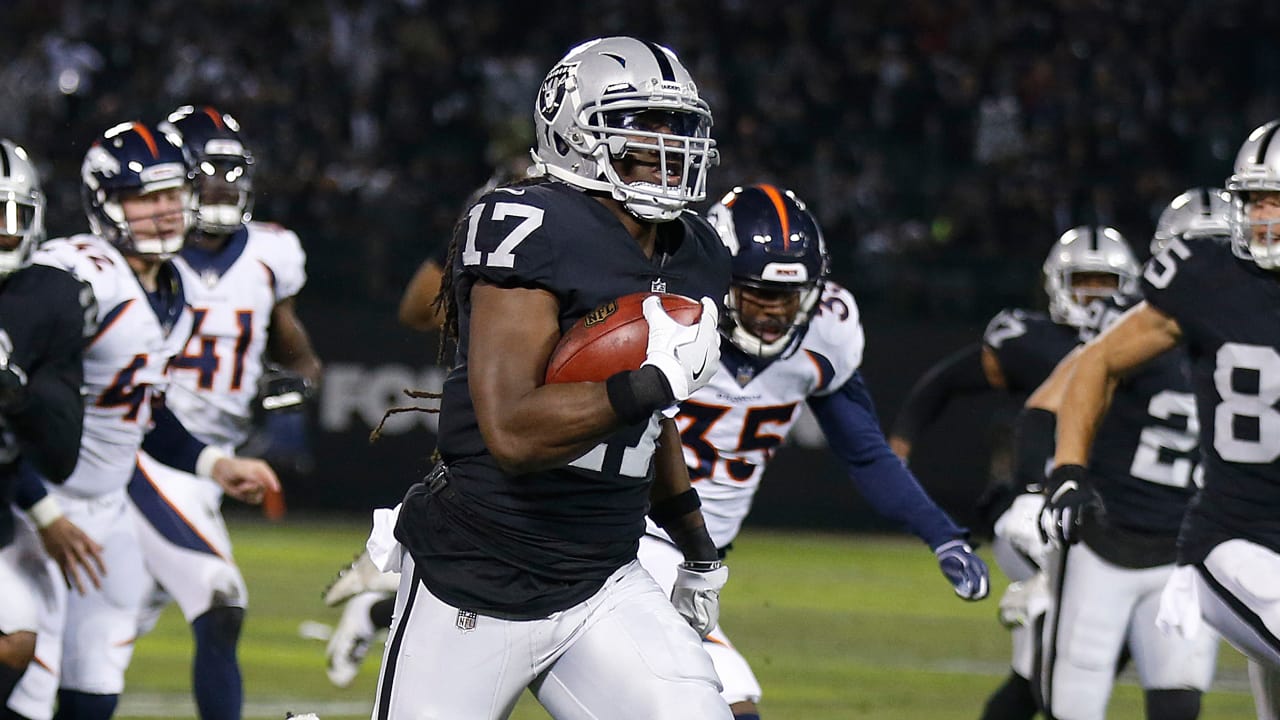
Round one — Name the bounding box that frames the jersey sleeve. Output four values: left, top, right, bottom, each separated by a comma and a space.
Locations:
984, 309, 1071, 393
1139, 236, 1204, 321
33, 236, 121, 320
254, 223, 308, 302
805, 282, 865, 397
456, 189, 559, 293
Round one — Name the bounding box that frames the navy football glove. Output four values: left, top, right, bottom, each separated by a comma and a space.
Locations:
935, 539, 989, 601
1039, 464, 1103, 546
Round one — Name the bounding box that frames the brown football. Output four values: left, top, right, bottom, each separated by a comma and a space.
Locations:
544, 292, 704, 384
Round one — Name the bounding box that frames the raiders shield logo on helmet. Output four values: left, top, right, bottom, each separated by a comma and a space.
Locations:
537, 62, 576, 124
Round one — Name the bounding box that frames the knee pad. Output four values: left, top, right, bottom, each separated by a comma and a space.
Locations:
1145, 688, 1200, 720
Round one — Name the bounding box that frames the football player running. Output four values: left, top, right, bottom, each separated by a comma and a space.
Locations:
633, 183, 988, 719
1015, 189, 1231, 720
1047, 120, 1280, 719
5, 122, 278, 720
372, 37, 733, 719
890, 224, 1140, 720
121, 106, 322, 720
0, 139, 92, 706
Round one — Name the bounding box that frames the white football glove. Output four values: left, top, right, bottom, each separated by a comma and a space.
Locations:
994, 493, 1050, 567
671, 562, 729, 638
641, 296, 721, 402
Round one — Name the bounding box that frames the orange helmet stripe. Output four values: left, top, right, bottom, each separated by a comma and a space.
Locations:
757, 183, 790, 250
132, 122, 160, 158
202, 106, 225, 129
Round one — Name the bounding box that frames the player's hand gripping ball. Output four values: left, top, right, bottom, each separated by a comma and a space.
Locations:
545, 292, 705, 384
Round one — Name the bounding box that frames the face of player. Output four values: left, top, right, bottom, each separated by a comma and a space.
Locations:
734, 284, 803, 344
1247, 191, 1280, 244
120, 186, 189, 242
1069, 271, 1120, 304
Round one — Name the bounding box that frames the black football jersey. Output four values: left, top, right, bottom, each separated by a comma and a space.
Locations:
1141, 237, 1280, 563
1081, 295, 1198, 543
397, 180, 731, 617
982, 308, 1079, 393
0, 264, 90, 546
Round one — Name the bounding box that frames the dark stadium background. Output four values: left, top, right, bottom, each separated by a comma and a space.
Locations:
4, 0, 1277, 533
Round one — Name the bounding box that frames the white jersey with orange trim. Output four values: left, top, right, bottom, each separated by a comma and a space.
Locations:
166, 221, 306, 449
33, 234, 193, 498
663, 281, 865, 548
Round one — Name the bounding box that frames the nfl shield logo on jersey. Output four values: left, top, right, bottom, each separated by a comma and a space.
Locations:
456, 610, 477, 633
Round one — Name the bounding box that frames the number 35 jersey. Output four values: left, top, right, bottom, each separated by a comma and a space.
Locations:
167, 222, 306, 448
669, 281, 865, 549
35, 234, 193, 498
1141, 237, 1280, 562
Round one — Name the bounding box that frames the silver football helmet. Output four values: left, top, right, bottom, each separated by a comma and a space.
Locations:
0, 139, 45, 276
1043, 226, 1139, 327
1225, 119, 1280, 269
531, 36, 717, 222
1151, 187, 1232, 255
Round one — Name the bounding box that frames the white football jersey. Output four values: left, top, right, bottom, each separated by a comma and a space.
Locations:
659, 282, 865, 548
166, 222, 307, 448
34, 235, 194, 498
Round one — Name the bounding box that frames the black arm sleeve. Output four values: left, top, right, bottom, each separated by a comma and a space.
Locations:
142, 401, 207, 475
5, 289, 86, 483
890, 343, 992, 442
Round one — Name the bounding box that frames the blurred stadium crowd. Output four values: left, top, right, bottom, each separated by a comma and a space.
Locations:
1, 0, 1277, 320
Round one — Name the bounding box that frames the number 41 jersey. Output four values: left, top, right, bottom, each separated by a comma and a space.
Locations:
1141, 237, 1280, 563
34, 234, 193, 498
167, 222, 307, 449
669, 281, 865, 549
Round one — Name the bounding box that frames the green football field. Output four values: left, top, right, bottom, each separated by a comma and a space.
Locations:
118, 516, 1255, 719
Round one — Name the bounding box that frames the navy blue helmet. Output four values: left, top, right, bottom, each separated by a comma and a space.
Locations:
161, 105, 255, 234
81, 121, 194, 257
707, 183, 828, 358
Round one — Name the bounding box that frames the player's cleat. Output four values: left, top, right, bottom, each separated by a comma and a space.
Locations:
326, 591, 381, 688
285, 714, 321, 719
322, 549, 398, 607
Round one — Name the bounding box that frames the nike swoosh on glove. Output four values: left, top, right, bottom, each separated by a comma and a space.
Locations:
641, 296, 721, 402
1038, 464, 1102, 546
671, 563, 729, 638
935, 539, 990, 601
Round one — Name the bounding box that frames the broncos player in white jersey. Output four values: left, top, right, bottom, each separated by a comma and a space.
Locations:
1047, 120, 1280, 719
118, 106, 322, 720
5, 122, 278, 720
633, 184, 990, 719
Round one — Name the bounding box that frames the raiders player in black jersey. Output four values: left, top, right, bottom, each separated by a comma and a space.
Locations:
1048, 120, 1280, 719
890, 225, 1140, 720
0, 139, 92, 704
373, 38, 733, 720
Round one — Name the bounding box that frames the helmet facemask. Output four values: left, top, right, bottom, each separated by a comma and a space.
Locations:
0, 188, 43, 277
725, 278, 822, 359
96, 183, 195, 259
192, 154, 254, 234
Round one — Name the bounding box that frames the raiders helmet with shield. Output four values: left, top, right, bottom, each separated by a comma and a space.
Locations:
1225, 118, 1280, 269
531, 36, 717, 222
0, 139, 45, 276
1152, 188, 1232, 255
1042, 225, 1139, 327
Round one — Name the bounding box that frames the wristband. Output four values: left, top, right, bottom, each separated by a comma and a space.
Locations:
196, 446, 232, 479
28, 495, 64, 529
649, 487, 702, 528
680, 559, 723, 572
606, 367, 673, 425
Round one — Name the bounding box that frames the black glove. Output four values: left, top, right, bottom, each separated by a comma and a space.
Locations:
0, 330, 28, 413
259, 370, 313, 413
1038, 464, 1103, 545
